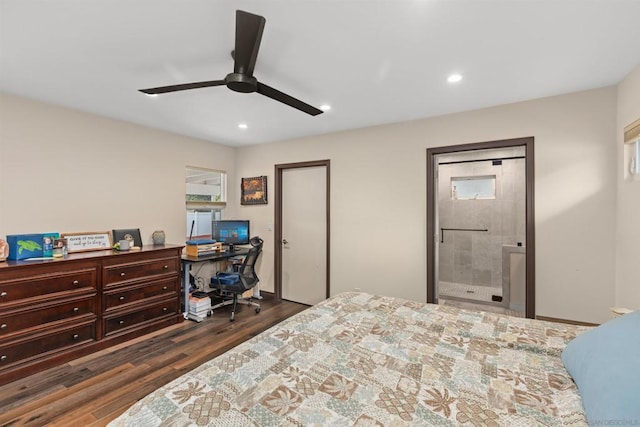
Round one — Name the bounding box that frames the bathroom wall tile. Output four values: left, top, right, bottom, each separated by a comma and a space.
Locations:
472, 268, 492, 286
515, 198, 526, 238
501, 175, 515, 201
438, 240, 453, 260
454, 248, 471, 266
453, 233, 472, 251
438, 200, 453, 228
439, 177, 451, 201
471, 234, 492, 264
489, 201, 503, 236
438, 260, 453, 282
453, 265, 473, 285
492, 251, 503, 288
453, 201, 474, 228
501, 202, 517, 237
472, 199, 493, 230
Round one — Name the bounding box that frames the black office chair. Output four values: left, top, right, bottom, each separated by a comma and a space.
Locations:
210, 236, 263, 321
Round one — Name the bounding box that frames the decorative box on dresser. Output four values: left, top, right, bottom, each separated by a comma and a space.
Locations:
0, 245, 183, 384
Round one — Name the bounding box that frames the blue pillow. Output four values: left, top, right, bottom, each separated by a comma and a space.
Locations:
561, 310, 640, 425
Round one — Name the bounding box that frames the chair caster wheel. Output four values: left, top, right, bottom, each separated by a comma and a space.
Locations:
255, 307, 261, 314
207, 310, 212, 317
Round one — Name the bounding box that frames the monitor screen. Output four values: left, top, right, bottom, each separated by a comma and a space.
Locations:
211, 220, 250, 245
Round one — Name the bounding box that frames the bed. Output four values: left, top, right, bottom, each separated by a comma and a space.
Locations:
110, 292, 592, 426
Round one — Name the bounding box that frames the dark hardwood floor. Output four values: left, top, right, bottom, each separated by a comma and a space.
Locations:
0, 294, 308, 427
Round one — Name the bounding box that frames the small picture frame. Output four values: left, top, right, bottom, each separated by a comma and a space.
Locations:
53, 238, 67, 258
112, 228, 143, 247
241, 176, 268, 205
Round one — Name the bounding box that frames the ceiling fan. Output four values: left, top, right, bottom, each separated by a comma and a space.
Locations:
139, 10, 323, 116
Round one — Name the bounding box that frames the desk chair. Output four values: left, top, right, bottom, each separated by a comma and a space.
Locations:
210, 236, 263, 321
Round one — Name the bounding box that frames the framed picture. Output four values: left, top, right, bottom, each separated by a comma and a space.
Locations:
61, 231, 112, 253
241, 176, 268, 205
112, 228, 143, 247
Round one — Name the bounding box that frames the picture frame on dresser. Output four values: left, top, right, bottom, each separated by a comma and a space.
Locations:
61, 231, 112, 253
112, 228, 142, 247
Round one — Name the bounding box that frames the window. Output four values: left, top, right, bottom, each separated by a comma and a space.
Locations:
632, 140, 640, 176
624, 118, 640, 180
185, 167, 226, 239
451, 175, 496, 200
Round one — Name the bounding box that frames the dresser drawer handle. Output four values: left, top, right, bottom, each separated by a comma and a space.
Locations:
72, 334, 80, 340
163, 307, 168, 312
1, 324, 7, 330
119, 296, 125, 301
119, 320, 125, 325
120, 272, 126, 277
0, 355, 7, 362
73, 280, 80, 285
162, 286, 168, 290
1, 292, 7, 298
73, 307, 80, 313
163, 265, 169, 269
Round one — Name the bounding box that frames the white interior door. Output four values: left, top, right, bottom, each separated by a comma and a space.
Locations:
281, 166, 327, 305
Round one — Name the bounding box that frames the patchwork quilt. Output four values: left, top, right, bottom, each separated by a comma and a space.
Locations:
110, 292, 590, 426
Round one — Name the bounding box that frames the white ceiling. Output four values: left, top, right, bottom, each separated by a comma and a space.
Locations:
2, 0, 639, 147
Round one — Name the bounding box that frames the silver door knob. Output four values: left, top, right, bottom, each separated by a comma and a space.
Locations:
282, 239, 288, 245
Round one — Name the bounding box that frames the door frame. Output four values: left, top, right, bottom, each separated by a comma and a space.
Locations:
274, 159, 331, 302
426, 137, 536, 318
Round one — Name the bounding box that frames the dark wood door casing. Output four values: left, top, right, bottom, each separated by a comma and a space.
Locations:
426, 137, 535, 318
274, 160, 331, 302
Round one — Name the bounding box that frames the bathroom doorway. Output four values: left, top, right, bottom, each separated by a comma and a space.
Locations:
426, 137, 535, 318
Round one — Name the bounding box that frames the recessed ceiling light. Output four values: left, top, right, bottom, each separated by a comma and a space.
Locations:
238, 123, 248, 129
145, 93, 159, 98
320, 104, 332, 111
447, 73, 463, 83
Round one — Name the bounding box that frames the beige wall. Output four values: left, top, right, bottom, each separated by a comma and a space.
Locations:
0, 93, 237, 245
0, 86, 622, 324
616, 65, 640, 308
237, 87, 618, 324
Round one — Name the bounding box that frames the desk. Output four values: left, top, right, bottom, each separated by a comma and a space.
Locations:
180, 248, 250, 312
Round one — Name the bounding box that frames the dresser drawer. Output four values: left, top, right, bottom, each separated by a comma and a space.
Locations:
0, 320, 96, 370
103, 278, 177, 311
103, 297, 178, 336
0, 268, 96, 307
103, 257, 179, 288
0, 296, 96, 339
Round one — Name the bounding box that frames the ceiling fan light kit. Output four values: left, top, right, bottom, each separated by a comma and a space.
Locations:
140, 10, 323, 116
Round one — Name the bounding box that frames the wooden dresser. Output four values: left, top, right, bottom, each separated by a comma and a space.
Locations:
0, 245, 183, 384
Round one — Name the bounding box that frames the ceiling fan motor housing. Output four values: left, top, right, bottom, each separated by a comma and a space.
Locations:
225, 73, 257, 93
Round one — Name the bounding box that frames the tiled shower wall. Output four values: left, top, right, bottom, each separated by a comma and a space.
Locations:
438, 149, 526, 289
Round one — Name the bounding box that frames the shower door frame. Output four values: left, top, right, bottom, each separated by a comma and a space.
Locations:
426, 137, 535, 318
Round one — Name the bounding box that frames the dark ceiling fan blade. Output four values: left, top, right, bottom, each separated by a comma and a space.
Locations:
139, 80, 226, 95
257, 82, 323, 116
234, 10, 265, 76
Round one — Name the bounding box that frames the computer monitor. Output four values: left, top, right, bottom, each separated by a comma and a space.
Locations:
211, 220, 250, 247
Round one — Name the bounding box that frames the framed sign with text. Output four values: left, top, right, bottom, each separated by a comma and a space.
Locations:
61, 231, 112, 253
